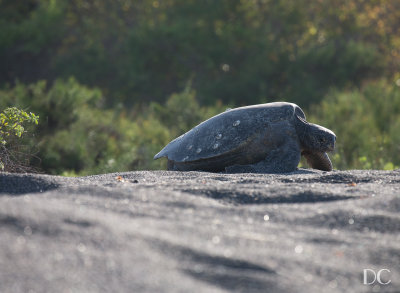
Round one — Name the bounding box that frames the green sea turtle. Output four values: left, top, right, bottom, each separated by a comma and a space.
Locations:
154, 102, 336, 173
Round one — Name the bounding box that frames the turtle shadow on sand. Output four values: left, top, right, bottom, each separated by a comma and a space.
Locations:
0, 173, 59, 195
154, 102, 336, 174
148, 239, 281, 292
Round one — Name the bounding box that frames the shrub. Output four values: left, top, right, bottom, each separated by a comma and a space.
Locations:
309, 80, 400, 170
2, 78, 399, 174
0, 78, 107, 174
0, 107, 39, 172
0, 79, 218, 174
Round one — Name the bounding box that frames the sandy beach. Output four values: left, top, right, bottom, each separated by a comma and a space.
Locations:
1, 169, 399, 292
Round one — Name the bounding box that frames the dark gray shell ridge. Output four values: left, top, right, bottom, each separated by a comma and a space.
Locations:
154, 102, 303, 162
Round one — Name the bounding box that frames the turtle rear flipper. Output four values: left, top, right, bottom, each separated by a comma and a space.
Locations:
302, 151, 332, 171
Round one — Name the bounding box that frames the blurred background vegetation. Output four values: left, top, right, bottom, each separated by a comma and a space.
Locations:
0, 0, 399, 174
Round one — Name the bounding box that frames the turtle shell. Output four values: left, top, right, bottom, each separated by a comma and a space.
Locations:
154, 102, 306, 164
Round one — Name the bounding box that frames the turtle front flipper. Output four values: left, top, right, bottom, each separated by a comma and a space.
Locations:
302, 150, 332, 171
226, 140, 301, 173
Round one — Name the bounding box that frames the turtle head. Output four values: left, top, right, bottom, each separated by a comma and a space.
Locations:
296, 115, 336, 152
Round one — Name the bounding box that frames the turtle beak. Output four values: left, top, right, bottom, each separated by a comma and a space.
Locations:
327, 135, 336, 152
321, 126, 336, 152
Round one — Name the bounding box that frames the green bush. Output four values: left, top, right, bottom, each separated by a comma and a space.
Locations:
0, 78, 115, 174
309, 80, 400, 170
0, 79, 224, 174
150, 84, 227, 137
1, 78, 399, 174
0, 107, 39, 171
0, 107, 38, 145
